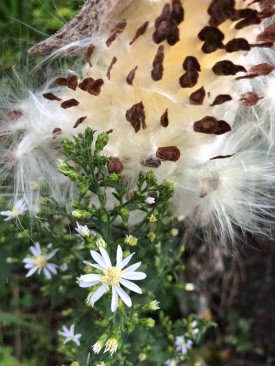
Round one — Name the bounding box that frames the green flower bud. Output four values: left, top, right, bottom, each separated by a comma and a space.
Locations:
95, 132, 109, 151
119, 208, 129, 218
140, 317, 155, 328
147, 232, 156, 241
72, 209, 91, 219
170, 228, 179, 237
138, 353, 146, 361
125, 235, 138, 246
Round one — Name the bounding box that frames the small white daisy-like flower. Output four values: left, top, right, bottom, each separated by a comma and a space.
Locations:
58, 324, 82, 346
92, 341, 103, 354
75, 222, 90, 237
78, 245, 146, 312
104, 338, 118, 356
175, 336, 193, 355
189, 320, 199, 338
0, 199, 27, 221
23, 242, 58, 279
149, 300, 160, 311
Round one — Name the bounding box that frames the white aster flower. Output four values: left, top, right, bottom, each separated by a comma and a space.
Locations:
78, 245, 146, 312
104, 338, 118, 356
58, 324, 82, 346
189, 320, 199, 339
92, 341, 103, 354
23, 242, 58, 279
0, 199, 27, 221
175, 336, 193, 355
75, 222, 90, 237
149, 300, 160, 311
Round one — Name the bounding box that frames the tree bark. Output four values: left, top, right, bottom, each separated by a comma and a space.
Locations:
29, 0, 132, 56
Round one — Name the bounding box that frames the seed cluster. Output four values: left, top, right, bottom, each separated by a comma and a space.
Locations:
41, 0, 275, 172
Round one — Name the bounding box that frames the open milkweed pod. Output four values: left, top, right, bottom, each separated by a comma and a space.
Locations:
1, 0, 275, 244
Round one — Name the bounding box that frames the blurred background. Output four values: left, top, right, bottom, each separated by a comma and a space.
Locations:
0, 0, 81, 71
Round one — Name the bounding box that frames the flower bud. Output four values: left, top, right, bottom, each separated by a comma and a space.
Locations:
140, 317, 155, 328
72, 209, 91, 219
95, 132, 109, 151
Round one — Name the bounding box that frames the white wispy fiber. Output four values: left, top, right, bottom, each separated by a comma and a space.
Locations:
1, 0, 275, 244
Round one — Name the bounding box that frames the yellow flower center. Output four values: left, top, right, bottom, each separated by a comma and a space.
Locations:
101, 267, 122, 286
33, 254, 47, 268
11, 208, 18, 217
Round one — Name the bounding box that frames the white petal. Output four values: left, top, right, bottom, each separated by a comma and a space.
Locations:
122, 262, 141, 273
88, 284, 107, 305
117, 253, 135, 270
116, 245, 123, 267
90, 250, 108, 269
79, 280, 100, 288
121, 271, 146, 280
15, 200, 25, 210
83, 260, 105, 271
74, 338, 80, 346
69, 324, 75, 334
115, 286, 132, 307
111, 286, 119, 312
43, 267, 52, 279
47, 264, 57, 274
79, 274, 102, 282
99, 247, 112, 268
24, 263, 34, 269
4, 217, 12, 221
26, 266, 37, 277
30, 243, 40, 256
62, 326, 69, 333
46, 248, 59, 260
23, 258, 33, 263
0, 210, 12, 216
120, 279, 142, 294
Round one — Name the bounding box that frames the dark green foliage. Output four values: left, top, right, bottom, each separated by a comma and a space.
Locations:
0, 0, 81, 71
